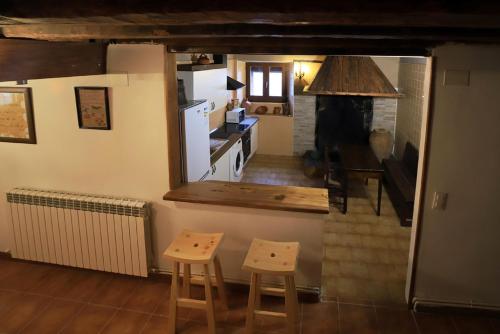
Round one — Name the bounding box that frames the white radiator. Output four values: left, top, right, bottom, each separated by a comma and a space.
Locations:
6, 188, 151, 277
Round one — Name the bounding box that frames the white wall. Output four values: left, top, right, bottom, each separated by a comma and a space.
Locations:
0, 45, 325, 289
0, 44, 170, 259
412, 44, 500, 307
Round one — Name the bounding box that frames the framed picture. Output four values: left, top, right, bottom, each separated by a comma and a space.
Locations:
75, 87, 111, 130
0, 87, 36, 144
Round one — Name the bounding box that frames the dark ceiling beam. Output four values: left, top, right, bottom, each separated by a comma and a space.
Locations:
1, 1, 500, 28
3, 24, 500, 44
0, 39, 106, 82
163, 37, 433, 57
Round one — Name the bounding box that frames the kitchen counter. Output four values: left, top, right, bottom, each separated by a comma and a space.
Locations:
164, 181, 329, 214
209, 117, 258, 166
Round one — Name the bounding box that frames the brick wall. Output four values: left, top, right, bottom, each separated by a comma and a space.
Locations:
293, 95, 316, 156
293, 95, 398, 156
372, 98, 397, 137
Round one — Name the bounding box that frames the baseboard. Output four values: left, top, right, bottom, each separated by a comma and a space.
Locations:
0, 251, 12, 260
150, 268, 320, 303
413, 298, 500, 317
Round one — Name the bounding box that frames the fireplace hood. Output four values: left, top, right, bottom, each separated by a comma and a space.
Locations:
307, 56, 401, 98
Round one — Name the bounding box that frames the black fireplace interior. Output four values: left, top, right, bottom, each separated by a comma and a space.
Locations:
315, 95, 373, 156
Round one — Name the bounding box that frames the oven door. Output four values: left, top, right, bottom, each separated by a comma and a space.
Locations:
242, 130, 251, 163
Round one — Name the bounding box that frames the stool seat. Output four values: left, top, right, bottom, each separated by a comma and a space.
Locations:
163, 230, 224, 264
242, 238, 299, 275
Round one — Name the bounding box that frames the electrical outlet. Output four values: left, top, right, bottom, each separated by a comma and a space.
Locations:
432, 192, 448, 210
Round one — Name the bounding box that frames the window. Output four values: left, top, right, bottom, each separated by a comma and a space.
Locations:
246, 63, 289, 102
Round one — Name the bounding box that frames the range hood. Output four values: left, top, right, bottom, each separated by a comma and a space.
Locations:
307, 56, 401, 98
227, 76, 245, 90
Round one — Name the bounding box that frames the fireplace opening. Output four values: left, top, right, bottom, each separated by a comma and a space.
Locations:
315, 95, 374, 156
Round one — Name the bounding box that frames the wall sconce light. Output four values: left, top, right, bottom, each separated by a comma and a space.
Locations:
295, 62, 306, 80
294, 61, 309, 94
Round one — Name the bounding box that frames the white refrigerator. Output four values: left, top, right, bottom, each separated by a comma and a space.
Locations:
180, 101, 210, 182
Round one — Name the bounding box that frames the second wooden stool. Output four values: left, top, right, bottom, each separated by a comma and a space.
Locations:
163, 230, 228, 334
243, 238, 300, 334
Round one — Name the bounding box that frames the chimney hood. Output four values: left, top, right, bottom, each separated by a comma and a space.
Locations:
307, 56, 401, 98
227, 76, 245, 90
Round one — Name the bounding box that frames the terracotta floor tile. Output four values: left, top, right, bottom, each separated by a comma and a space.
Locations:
302, 302, 339, 334
29, 267, 110, 301
452, 315, 496, 334
61, 304, 116, 334
154, 286, 191, 320
100, 309, 150, 334
0, 289, 22, 314
175, 320, 215, 334
414, 313, 458, 334
0, 259, 30, 281
141, 315, 170, 334
376, 306, 418, 334
0, 293, 51, 333
338, 303, 378, 334
0, 261, 53, 292
20, 298, 83, 334
89, 275, 140, 307
123, 279, 170, 313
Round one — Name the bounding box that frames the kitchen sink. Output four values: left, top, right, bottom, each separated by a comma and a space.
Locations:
210, 138, 228, 155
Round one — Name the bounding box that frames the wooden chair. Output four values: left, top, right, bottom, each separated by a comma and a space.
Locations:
163, 230, 228, 334
242, 238, 300, 334
324, 145, 348, 213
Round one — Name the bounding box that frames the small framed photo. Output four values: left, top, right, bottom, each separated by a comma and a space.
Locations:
75, 87, 111, 130
0, 87, 36, 144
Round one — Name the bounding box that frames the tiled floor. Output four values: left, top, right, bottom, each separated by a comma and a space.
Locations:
323, 179, 411, 305
1, 257, 499, 333
241, 155, 323, 188
242, 154, 411, 305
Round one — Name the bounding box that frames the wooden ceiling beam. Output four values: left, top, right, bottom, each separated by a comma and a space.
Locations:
164, 37, 433, 57
2, 1, 500, 28
0, 39, 106, 82
3, 24, 500, 43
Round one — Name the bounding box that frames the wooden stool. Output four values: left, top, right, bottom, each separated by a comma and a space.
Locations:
163, 230, 228, 334
242, 238, 300, 334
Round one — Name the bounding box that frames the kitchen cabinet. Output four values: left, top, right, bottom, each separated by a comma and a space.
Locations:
206, 149, 230, 181
178, 68, 228, 113
250, 121, 259, 158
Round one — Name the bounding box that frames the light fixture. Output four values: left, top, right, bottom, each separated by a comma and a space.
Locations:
294, 61, 306, 80
294, 61, 309, 94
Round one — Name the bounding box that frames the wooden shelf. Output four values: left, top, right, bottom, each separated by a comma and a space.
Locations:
164, 181, 329, 214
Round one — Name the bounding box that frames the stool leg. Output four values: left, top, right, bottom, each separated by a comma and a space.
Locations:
168, 261, 180, 334
204, 264, 216, 334
245, 273, 258, 334
213, 255, 228, 310
255, 274, 262, 310
183, 264, 191, 298
285, 276, 299, 334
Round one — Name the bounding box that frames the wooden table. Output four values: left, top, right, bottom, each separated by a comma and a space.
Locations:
338, 144, 384, 216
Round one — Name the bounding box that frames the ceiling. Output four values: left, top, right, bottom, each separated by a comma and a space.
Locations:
2, 1, 500, 55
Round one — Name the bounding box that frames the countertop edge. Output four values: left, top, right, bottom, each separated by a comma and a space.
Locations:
163, 181, 329, 215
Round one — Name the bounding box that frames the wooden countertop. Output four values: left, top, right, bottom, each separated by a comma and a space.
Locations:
164, 181, 329, 214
